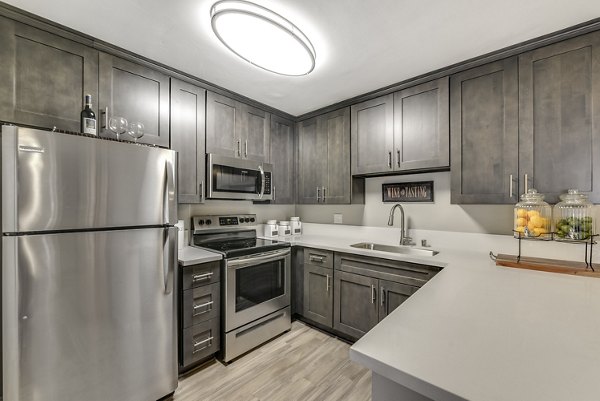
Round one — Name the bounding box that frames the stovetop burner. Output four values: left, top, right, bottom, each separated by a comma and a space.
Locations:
190, 214, 290, 258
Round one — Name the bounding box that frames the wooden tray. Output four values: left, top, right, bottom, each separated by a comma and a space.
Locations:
495, 254, 600, 278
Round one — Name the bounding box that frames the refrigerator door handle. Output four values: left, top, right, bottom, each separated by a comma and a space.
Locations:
163, 227, 177, 294
163, 159, 176, 224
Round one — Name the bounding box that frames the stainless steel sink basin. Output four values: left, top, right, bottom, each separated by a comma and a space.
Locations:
350, 242, 439, 256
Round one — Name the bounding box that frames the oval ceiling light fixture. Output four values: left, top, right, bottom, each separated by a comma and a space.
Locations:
210, 0, 316, 76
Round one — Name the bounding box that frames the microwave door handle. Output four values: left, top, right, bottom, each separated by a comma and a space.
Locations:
258, 165, 265, 199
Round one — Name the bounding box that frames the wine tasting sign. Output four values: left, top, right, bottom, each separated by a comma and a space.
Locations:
382, 181, 434, 203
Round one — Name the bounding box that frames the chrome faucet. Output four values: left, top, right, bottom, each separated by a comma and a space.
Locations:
388, 203, 414, 246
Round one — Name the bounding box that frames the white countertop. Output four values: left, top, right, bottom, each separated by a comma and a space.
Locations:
272, 224, 600, 401
178, 246, 222, 266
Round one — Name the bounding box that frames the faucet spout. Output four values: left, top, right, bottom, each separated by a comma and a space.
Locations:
388, 203, 413, 246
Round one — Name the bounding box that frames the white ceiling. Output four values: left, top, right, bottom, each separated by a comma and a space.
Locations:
6, 0, 600, 116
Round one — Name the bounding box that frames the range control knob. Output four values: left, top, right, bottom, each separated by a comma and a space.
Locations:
198, 219, 205, 226
205, 219, 212, 225
250, 217, 255, 223
244, 218, 250, 223
239, 217, 245, 223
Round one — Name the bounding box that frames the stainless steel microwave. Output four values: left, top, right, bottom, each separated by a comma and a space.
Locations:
207, 154, 273, 201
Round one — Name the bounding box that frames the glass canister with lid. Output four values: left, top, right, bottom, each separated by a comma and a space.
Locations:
513, 189, 552, 240
554, 189, 594, 241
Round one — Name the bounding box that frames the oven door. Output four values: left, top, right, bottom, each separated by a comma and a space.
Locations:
224, 248, 290, 332
207, 154, 272, 200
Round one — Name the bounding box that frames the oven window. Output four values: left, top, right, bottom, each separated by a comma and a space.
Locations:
213, 164, 260, 194
235, 259, 284, 312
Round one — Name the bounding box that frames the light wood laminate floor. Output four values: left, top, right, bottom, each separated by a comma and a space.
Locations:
172, 321, 371, 401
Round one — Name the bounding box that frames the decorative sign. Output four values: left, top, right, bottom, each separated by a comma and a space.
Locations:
382, 181, 434, 203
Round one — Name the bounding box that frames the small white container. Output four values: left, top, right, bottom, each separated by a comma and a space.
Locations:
278, 221, 291, 237
263, 220, 279, 238
290, 216, 302, 235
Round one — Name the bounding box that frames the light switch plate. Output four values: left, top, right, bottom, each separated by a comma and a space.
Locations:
333, 213, 343, 224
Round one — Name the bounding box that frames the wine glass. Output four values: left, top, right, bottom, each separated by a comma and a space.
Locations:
128, 122, 145, 143
108, 116, 128, 140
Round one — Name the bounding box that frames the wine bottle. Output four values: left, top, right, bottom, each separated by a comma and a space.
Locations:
80, 94, 97, 135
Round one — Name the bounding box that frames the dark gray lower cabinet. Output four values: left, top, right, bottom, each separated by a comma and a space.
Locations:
303, 264, 334, 327
0, 16, 98, 132
179, 261, 221, 372
378, 280, 419, 320
333, 270, 379, 339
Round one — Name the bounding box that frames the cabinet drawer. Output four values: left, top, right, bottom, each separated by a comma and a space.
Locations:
182, 282, 220, 328
303, 248, 333, 269
182, 318, 220, 367
181, 260, 220, 290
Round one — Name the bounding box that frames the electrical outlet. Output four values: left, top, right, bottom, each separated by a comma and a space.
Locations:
333, 213, 343, 224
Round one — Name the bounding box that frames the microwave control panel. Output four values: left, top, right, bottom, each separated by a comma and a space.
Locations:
264, 172, 272, 195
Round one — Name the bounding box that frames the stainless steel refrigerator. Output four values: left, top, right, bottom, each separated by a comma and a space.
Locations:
1, 125, 178, 401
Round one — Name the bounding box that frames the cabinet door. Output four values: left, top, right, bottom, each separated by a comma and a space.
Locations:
322, 107, 351, 204
378, 280, 419, 321
170, 78, 206, 203
206, 91, 238, 157
302, 264, 334, 327
98, 53, 170, 147
519, 31, 600, 203
270, 115, 295, 204
0, 16, 98, 132
333, 270, 379, 339
351, 94, 394, 175
394, 77, 449, 171
239, 103, 270, 162
297, 116, 326, 204
450, 57, 519, 204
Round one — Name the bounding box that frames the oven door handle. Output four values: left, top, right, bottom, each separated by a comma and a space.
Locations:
227, 249, 290, 270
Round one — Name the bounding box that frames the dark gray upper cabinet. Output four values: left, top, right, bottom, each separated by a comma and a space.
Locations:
351, 94, 394, 175
394, 77, 449, 171
239, 102, 270, 162
206, 91, 270, 162
0, 16, 98, 132
170, 78, 206, 204
98, 53, 170, 147
206, 91, 237, 157
519, 31, 600, 203
450, 57, 519, 204
297, 107, 354, 204
303, 263, 334, 328
270, 115, 295, 204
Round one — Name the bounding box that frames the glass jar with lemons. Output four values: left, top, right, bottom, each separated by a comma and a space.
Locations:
554, 189, 594, 241
514, 189, 552, 240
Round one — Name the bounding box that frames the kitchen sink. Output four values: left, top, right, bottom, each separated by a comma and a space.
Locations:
350, 242, 439, 256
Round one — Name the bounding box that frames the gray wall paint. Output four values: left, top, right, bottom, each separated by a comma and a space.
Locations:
296, 171, 516, 235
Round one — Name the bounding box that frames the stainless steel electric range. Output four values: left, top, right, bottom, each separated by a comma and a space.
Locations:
191, 214, 291, 362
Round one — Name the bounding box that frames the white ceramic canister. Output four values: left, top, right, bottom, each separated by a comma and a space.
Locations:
263, 220, 279, 238
290, 216, 302, 235
278, 221, 292, 237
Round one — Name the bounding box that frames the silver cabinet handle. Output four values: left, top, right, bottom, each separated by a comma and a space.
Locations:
192, 300, 214, 316
509, 174, 513, 198
316, 187, 321, 203
192, 336, 214, 353
245, 140, 248, 158
237, 139, 241, 157
322, 187, 326, 203
371, 285, 376, 304
388, 151, 392, 168
199, 181, 204, 202
101, 106, 109, 129
326, 274, 330, 293
524, 173, 529, 194
192, 272, 213, 282
273, 185, 276, 202
397, 150, 401, 168
380, 287, 385, 306
309, 255, 325, 263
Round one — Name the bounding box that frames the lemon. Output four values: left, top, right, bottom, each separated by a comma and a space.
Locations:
516, 209, 528, 218
515, 217, 527, 227
515, 226, 525, 233
526, 210, 540, 219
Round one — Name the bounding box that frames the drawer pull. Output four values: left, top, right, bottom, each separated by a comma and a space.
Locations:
309, 255, 325, 263
192, 336, 214, 353
193, 272, 213, 282
192, 301, 214, 316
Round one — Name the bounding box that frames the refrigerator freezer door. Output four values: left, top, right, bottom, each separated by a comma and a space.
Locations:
1, 126, 177, 233
2, 227, 178, 401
